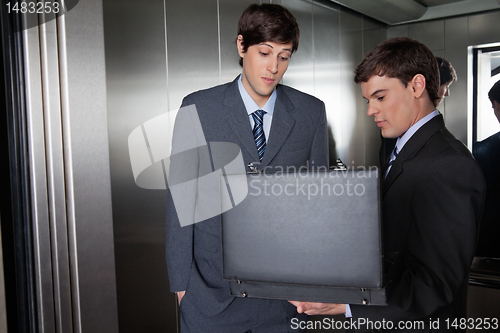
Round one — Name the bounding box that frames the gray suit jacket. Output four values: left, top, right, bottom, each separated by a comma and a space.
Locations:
166, 77, 329, 320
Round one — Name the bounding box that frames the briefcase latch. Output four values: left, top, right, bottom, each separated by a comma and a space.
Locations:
332, 158, 347, 171
247, 162, 260, 174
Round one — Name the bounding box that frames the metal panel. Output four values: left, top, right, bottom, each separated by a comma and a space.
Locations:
39, 15, 74, 333
387, 24, 409, 39
62, 0, 118, 331
362, 20, 387, 167
443, 16, 469, 143
281, 0, 315, 96
467, 285, 500, 332
22, 15, 57, 333
468, 11, 500, 46
312, 0, 341, 165
408, 20, 444, 51
329, 0, 427, 25
219, 0, 256, 84
166, 0, 220, 111
339, 7, 364, 165
102, 0, 173, 331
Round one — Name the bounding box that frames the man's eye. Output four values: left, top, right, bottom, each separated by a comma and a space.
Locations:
377, 96, 384, 101
260, 52, 269, 56
280, 56, 290, 61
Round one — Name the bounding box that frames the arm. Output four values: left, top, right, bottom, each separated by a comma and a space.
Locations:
166, 100, 204, 293
166, 189, 194, 292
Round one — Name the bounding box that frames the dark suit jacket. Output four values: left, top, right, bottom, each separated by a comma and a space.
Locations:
166, 77, 329, 324
473, 131, 500, 257
350, 115, 485, 332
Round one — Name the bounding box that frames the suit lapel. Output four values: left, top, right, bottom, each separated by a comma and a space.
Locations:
382, 114, 445, 196
223, 77, 261, 162
260, 85, 295, 167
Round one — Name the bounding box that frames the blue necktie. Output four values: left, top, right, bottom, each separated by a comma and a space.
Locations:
385, 146, 399, 178
251, 110, 267, 161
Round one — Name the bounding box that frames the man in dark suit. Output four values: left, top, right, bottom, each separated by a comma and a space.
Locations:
474, 79, 500, 257
290, 37, 485, 332
166, 4, 329, 332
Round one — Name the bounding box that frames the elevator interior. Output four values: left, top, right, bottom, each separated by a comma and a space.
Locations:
1, 0, 500, 332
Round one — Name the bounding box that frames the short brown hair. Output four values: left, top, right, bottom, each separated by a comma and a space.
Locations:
354, 37, 440, 107
237, 4, 300, 67
436, 57, 457, 86
489, 80, 500, 103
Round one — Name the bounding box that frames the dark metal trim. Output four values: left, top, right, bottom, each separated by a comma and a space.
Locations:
0, 4, 37, 332
469, 257, 500, 290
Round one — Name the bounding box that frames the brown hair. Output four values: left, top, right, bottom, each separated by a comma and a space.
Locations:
488, 80, 500, 103
237, 4, 300, 67
436, 57, 457, 86
354, 37, 440, 107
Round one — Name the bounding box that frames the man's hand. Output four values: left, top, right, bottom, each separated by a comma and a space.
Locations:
176, 291, 186, 305
288, 301, 346, 315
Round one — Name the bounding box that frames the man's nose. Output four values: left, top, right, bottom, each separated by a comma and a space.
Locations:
367, 103, 377, 116
268, 58, 278, 74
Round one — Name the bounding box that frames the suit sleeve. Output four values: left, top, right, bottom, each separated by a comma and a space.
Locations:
165, 98, 202, 292
308, 102, 329, 169
350, 154, 485, 329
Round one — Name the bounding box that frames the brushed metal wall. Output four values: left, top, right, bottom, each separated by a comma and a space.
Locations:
103, 0, 385, 331
19, 0, 118, 331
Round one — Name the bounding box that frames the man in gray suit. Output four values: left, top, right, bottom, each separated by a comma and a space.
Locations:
166, 4, 329, 332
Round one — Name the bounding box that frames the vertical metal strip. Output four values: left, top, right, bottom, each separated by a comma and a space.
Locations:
2, 7, 37, 331
21, 10, 56, 333
57, 11, 82, 333
38, 9, 73, 333
217, 0, 222, 84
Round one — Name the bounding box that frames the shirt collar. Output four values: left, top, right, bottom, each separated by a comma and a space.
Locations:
395, 109, 440, 153
238, 75, 276, 116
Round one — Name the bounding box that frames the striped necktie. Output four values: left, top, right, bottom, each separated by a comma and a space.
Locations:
385, 146, 399, 178
251, 109, 267, 161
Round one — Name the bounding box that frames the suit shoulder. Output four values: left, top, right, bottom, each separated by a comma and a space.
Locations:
475, 131, 500, 151
182, 82, 231, 105
429, 127, 473, 158
279, 85, 324, 107
474, 131, 500, 165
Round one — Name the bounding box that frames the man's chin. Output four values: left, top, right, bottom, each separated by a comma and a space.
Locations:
381, 131, 398, 139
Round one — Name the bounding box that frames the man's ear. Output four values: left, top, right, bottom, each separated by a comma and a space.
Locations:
411, 74, 426, 99
237, 35, 245, 58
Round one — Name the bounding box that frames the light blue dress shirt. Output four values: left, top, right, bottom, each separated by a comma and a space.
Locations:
392, 109, 440, 162
238, 75, 276, 143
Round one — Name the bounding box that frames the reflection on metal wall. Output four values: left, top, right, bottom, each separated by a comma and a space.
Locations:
104, 0, 386, 331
